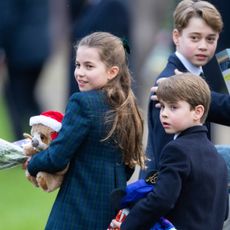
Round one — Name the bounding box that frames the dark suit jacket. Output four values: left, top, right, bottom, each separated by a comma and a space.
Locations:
28, 90, 132, 230
122, 126, 229, 230
142, 53, 230, 175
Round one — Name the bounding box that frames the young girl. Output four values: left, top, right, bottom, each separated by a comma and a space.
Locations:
27, 32, 145, 229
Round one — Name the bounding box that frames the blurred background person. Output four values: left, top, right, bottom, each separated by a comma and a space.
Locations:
0, 0, 51, 140
128, 0, 175, 149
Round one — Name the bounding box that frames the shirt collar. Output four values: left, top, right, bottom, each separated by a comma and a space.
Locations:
175, 51, 203, 76
174, 133, 180, 140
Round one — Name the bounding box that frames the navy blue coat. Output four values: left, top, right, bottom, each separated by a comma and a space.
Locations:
122, 126, 229, 230
28, 90, 132, 229
142, 53, 230, 175
0, 0, 50, 67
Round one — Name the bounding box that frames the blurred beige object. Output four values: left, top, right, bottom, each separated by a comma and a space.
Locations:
35, 45, 69, 113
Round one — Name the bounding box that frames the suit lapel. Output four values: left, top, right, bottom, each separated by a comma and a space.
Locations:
168, 53, 188, 73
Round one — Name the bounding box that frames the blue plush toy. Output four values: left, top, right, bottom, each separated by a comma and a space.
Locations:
110, 171, 176, 230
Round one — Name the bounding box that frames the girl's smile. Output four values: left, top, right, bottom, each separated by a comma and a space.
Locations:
74, 46, 111, 91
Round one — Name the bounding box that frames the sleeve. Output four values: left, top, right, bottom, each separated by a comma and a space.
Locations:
121, 143, 190, 230
27, 93, 91, 176
208, 91, 230, 126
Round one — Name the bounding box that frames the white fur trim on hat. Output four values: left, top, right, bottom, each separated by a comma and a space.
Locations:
29, 115, 62, 132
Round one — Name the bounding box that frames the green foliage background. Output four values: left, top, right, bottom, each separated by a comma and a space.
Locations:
0, 97, 57, 230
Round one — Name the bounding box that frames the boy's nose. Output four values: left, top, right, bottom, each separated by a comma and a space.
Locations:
160, 109, 168, 118
198, 39, 208, 50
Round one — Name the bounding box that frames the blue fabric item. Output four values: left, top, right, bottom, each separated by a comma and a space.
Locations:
151, 217, 176, 230
121, 179, 154, 207
121, 179, 176, 229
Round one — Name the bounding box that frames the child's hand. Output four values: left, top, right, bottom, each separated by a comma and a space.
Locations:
150, 78, 167, 108
109, 219, 121, 229
150, 86, 160, 107
150, 69, 183, 107
107, 209, 129, 230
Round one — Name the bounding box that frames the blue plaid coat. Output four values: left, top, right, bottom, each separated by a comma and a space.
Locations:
28, 90, 131, 229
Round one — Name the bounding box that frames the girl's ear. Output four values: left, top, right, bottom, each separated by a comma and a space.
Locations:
108, 66, 119, 80
193, 105, 204, 121
172, 29, 180, 46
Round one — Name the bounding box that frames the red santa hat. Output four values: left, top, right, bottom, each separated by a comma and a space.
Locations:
29, 110, 64, 132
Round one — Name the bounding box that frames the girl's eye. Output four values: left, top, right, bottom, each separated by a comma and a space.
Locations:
86, 64, 93, 69
75, 63, 80, 68
206, 37, 216, 44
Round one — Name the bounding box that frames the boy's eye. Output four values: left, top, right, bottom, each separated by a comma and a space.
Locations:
206, 37, 216, 44
170, 105, 177, 110
190, 35, 199, 41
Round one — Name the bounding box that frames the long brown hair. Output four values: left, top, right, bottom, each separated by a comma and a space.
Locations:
76, 32, 145, 169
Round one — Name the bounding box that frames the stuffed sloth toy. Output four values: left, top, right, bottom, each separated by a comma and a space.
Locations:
23, 110, 67, 193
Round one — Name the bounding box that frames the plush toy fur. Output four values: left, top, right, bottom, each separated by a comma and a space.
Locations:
23, 124, 68, 192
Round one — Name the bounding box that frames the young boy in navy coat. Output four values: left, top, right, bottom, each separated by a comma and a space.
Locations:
112, 74, 229, 230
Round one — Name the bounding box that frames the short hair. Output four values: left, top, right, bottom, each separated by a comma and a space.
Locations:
156, 73, 211, 123
173, 0, 223, 33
